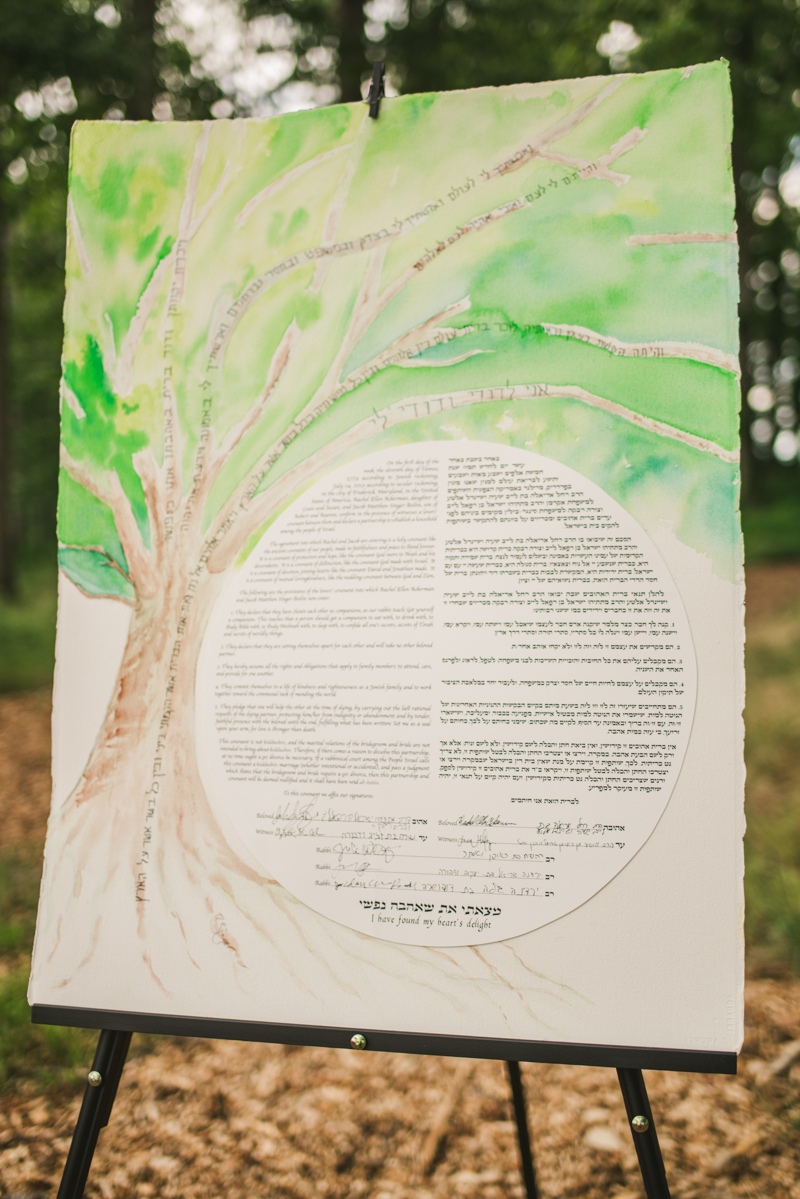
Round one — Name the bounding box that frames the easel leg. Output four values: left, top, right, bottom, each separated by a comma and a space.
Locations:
57, 1029, 132, 1199
616, 1068, 671, 1199
505, 1061, 538, 1199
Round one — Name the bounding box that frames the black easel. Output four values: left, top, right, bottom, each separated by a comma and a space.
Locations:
56, 1029, 671, 1199
506, 1060, 539, 1199
57, 1030, 131, 1199
617, 1067, 671, 1198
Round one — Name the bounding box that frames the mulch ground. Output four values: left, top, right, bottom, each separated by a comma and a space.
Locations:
0, 690, 52, 849
2, 563, 800, 1198
2, 988, 800, 1199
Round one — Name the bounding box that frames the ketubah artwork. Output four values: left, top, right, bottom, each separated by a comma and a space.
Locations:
30, 62, 744, 1053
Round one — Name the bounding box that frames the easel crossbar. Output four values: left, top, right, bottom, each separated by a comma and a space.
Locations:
32, 1004, 736, 1074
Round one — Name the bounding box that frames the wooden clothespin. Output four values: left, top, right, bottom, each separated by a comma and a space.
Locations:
367, 61, 386, 119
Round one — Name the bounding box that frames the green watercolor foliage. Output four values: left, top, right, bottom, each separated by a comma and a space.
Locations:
60, 62, 740, 597
60, 337, 150, 548
57, 547, 135, 603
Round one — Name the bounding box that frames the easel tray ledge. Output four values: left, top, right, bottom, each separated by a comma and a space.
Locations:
32, 1005, 737, 1075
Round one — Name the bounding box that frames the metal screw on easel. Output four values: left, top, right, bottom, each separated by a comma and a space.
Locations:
350, 1033, 367, 1050
87, 1070, 103, 1087
631, 1115, 649, 1134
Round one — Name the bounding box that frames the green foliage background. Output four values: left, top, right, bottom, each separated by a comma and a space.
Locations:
3, 0, 800, 610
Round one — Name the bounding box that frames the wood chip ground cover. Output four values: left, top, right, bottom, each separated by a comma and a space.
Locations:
3, 1005, 800, 1199
2, 565, 800, 1198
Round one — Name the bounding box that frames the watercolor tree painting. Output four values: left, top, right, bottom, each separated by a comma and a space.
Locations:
34, 63, 740, 1010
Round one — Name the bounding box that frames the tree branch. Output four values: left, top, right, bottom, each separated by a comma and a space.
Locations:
209, 199, 442, 369
59, 444, 116, 510
60, 445, 157, 598
187, 132, 373, 533
115, 254, 173, 398
58, 542, 136, 606
540, 322, 740, 375
132, 447, 166, 567
234, 142, 353, 229
59, 542, 133, 585
309, 121, 371, 294
201, 319, 302, 502
201, 88, 668, 572
187, 162, 233, 241
204, 375, 738, 575
329, 296, 478, 396
204, 194, 533, 550
367, 381, 740, 461
483, 77, 624, 181
116, 123, 222, 398
61, 574, 137, 608
162, 373, 183, 515
534, 125, 648, 187
67, 196, 92, 278
212, 82, 641, 375
304, 243, 388, 415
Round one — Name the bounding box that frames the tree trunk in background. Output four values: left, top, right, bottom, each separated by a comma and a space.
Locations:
128, 0, 158, 121
337, 0, 367, 103
0, 221, 17, 599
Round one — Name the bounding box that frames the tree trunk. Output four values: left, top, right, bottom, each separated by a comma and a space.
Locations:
36, 585, 178, 990
0, 220, 17, 598
33, 529, 575, 1021
34, 556, 277, 999
127, 0, 158, 122
337, 0, 367, 103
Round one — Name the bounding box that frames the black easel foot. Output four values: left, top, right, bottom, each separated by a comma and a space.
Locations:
57, 1029, 132, 1199
617, 1068, 671, 1199
505, 1061, 538, 1199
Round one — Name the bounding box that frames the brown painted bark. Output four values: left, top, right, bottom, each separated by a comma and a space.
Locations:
38, 536, 275, 993
39, 587, 177, 986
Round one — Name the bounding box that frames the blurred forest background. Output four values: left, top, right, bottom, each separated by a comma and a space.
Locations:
3, 0, 800, 658
1, 0, 800, 1101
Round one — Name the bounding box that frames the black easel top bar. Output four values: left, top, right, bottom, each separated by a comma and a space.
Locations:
32, 1004, 736, 1075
